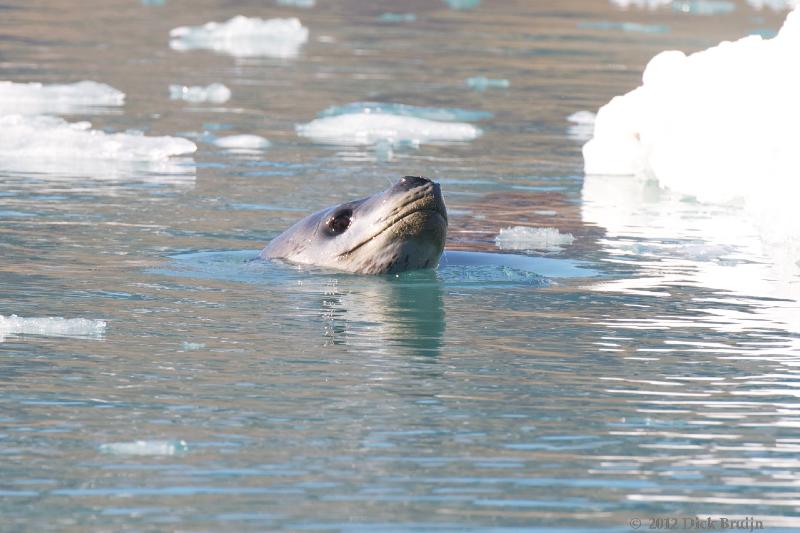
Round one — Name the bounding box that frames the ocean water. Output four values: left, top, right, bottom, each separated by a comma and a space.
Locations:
1, 0, 798, 531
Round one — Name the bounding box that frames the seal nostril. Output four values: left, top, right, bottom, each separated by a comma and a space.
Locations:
399, 176, 432, 190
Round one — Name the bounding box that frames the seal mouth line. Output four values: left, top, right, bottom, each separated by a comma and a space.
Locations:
338, 206, 444, 258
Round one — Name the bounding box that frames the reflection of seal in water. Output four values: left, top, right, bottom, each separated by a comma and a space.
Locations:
260, 176, 448, 274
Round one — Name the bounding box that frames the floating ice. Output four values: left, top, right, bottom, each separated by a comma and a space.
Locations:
99, 440, 188, 456
213, 134, 271, 151
748, 0, 799, 9
378, 13, 417, 23
611, 0, 671, 7
297, 113, 481, 146
495, 226, 575, 252
169, 16, 309, 58
610, 0, 736, 12
582, 7, 800, 267
566, 110, 596, 142
466, 77, 510, 91
169, 83, 231, 104
318, 102, 492, 122
578, 21, 669, 33
0, 115, 196, 163
0, 80, 124, 115
0, 315, 106, 343
276, 0, 315, 7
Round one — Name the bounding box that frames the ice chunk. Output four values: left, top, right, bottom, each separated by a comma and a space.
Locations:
213, 134, 271, 151
0, 115, 196, 162
582, 7, 800, 268
578, 21, 669, 33
169, 83, 231, 104
495, 226, 575, 252
611, 0, 669, 7
99, 440, 188, 456
0, 315, 106, 343
296, 112, 481, 146
276, 0, 315, 6
169, 16, 309, 58
747, 0, 799, 9
566, 110, 596, 142
466, 77, 510, 91
318, 102, 492, 122
0, 80, 124, 115
378, 13, 417, 22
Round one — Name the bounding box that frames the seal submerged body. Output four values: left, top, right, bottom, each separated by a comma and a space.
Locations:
260, 176, 447, 274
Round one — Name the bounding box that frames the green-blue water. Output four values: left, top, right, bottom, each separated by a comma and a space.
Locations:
1, 0, 798, 531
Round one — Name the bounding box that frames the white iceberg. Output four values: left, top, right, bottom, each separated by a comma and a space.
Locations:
495, 226, 575, 252
0, 315, 106, 343
169, 83, 231, 103
582, 7, 800, 265
213, 134, 271, 151
296, 112, 481, 146
99, 440, 188, 456
0, 80, 124, 115
169, 16, 309, 58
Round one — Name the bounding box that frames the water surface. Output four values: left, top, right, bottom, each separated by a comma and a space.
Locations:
1, 0, 798, 531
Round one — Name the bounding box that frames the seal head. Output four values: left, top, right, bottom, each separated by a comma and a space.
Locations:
260, 176, 447, 274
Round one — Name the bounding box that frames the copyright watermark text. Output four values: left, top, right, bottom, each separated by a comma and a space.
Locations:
628, 517, 764, 531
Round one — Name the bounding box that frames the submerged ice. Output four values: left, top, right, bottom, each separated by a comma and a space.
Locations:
297, 113, 481, 146
169, 16, 309, 58
301, 102, 485, 146
0, 80, 124, 115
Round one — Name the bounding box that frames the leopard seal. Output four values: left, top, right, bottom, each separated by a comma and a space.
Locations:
260, 176, 447, 274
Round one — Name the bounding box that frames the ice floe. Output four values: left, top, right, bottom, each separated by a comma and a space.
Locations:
0, 80, 124, 115
0, 115, 196, 161
213, 134, 271, 151
297, 113, 481, 147
495, 226, 575, 252
466, 77, 510, 91
581, 7, 800, 267
0, 315, 106, 343
169, 16, 309, 58
99, 440, 188, 456
169, 83, 231, 104
318, 102, 492, 122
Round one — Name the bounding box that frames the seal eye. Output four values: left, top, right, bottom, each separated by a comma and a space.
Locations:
327, 209, 352, 235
